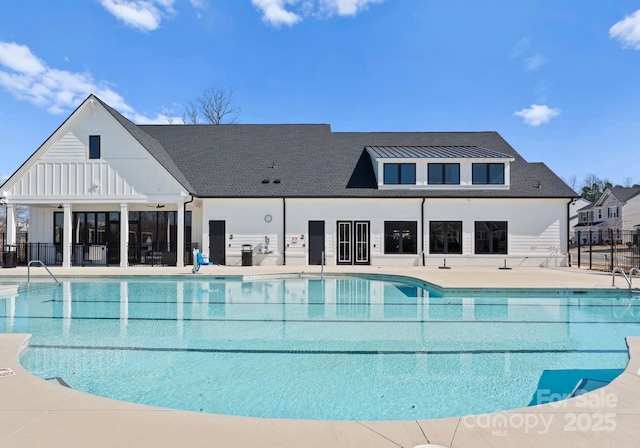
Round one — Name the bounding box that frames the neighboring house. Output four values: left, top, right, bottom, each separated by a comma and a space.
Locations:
0, 95, 577, 268
569, 197, 591, 243
574, 187, 640, 244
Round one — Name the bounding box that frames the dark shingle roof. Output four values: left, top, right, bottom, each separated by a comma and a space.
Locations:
366, 146, 512, 159
609, 187, 640, 203
136, 123, 576, 199
3, 95, 574, 201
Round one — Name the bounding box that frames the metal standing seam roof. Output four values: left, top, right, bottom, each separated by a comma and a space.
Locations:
366, 145, 513, 159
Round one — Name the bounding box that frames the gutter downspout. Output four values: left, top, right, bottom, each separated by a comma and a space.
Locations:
184, 194, 194, 250
567, 199, 573, 267
421, 198, 426, 266
283, 197, 286, 266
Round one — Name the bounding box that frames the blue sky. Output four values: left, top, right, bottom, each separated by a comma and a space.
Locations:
1, 1, 640, 189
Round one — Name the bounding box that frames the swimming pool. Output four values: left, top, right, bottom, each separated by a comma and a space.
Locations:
2, 275, 638, 420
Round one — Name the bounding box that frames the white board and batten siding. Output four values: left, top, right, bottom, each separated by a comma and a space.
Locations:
4, 102, 186, 204
195, 197, 568, 267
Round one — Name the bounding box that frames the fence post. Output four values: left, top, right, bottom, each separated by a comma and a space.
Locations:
577, 231, 581, 269
610, 228, 615, 272
636, 229, 640, 269
589, 230, 593, 270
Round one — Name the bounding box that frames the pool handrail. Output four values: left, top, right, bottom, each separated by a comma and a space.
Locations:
612, 266, 631, 289
27, 260, 60, 285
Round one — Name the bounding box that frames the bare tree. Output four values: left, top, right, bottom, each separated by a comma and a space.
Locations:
0, 203, 29, 235
198, 86, 240, 124
182, 101, 200, 125
622, 176, 635, 188
565, 175, 578, 192
182, 86, 240, 125
161, 108, 175, 124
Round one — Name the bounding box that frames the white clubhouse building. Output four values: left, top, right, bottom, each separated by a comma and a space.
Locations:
1, 95, 577, 268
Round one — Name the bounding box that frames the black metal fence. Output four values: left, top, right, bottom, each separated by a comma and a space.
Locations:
571, 229, 640, 272
1, 239, 195, 267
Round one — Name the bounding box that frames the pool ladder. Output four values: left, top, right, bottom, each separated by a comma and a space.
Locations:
612, 266, 640, 290
28, 260, 60, 285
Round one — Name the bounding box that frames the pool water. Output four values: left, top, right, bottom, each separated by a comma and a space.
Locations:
2, 275, 638, 420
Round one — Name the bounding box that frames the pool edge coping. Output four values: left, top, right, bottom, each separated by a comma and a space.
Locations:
1, 333, 640, 447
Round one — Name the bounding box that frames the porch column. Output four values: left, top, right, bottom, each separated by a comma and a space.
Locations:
120, 203, 129, 267
176, 200, 185, 267
5, 204, 16, 245
62, 204, 72, 267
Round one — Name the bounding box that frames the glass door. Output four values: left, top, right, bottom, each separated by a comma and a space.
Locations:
337, 221, 370, 265
337, 221, 352, 265
354, 221, 370, 265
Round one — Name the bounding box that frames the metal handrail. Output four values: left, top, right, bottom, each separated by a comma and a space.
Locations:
28, 260, 60, 285
321, 250, 325, 280
612, 266, 631, 289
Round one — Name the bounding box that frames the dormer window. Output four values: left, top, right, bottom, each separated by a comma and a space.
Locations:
472, 163, 504, 185
428, 163, 460, 185
89, 135, 101, 159
367, 146, 513, 189
383, 163, 416, 185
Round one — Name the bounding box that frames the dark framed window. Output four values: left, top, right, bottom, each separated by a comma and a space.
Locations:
89, 135, 101, 159
384, 221, 417, 254
428, 163, 460, 184
383, 163, 416, 185
472, 163, 504, 184
429, 221, 462, 254
475, 221, 507, 254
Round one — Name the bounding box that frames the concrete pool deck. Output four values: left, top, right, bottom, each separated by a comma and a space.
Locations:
1, 265, 640, 447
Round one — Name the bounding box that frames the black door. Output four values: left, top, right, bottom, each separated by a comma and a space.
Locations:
308, 220, 325, 265
209, 220, 226, 265
337, 220, 370, 265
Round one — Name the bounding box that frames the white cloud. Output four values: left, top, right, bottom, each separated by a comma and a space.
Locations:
0, 40, 167, 124
610, 9, 640, 49
0, 42, 46, 75
100, 0, 177, 32
251, 0, 302, 27
320, 0, 382, 16
514, 104, 560, 126
524, 54, 546, 71
251, 0, 382, 27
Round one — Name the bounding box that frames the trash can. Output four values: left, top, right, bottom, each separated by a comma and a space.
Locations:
241, 244, 252, 266
2, 247, 17, 268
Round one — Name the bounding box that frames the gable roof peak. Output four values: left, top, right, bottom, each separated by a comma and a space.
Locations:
607, 186, 640, 203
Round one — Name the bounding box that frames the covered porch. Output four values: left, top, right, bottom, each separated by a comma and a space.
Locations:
2, 200, 191, 268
